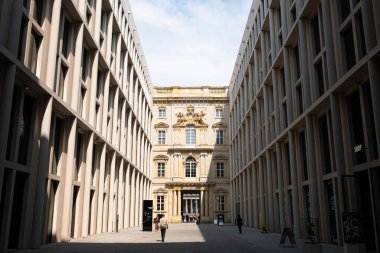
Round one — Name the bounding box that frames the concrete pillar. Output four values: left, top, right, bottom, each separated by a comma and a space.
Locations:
242, 170, 247, 225
117, 159, 125, 231
330, 94, 345, 244
266, 151, 274, 231
252, 164, 258, 228
31, 97, 53, 246
283, 48, 294, 123
124, 164, 131, 228
130, 167, 135, 227
108, 152, 116, 232
258, 158, 265, 229
96, 144, 106, 234
321, 0, 337, 86
306, 116, 320, 223
247, 167, 253, 227
81, 133, 94, 238
61, 118, 77, 241
368, 60, 380, 159
201, 190, 205, 216
276, 142, 286, 231
288, 131, 300, 237
134, 172, 140, 226
299, 19, 311, 108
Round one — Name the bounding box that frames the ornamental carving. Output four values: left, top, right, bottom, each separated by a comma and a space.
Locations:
174, 106, 208, 127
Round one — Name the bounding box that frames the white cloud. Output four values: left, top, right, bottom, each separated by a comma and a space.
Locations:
129, 0, 252, 86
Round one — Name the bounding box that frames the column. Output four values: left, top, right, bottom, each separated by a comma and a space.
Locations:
266, 150, 274, 231
299, 19, 311, 107
252, 164, 259, 228
178, 190, 182, 217
321, 0, 338, 83
130, 167, 136, 227
288, 131, 300, 237
201, 190, 205, 216
173, 190, 177, 216
108, 152, 116, 232
205, 191, 209, 217
242, 170, 247, 225
96, 144, 106, 234
124, 164, 131, 228
81, 133, 95, 238
247, 167, 253, 227
258, 158, 265, 229
276, 142, 285, 231
329, 94, 345, 243
32, 97, 53, 247
61, 118, 77, 241
368, 60, 380, 159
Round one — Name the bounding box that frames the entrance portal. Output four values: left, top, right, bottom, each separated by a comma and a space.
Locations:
181, 190, 200, 222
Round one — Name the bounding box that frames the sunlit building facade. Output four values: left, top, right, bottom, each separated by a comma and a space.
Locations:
152, 87, 230, 224
229, 0, 380, 252
0, 0, 153, 251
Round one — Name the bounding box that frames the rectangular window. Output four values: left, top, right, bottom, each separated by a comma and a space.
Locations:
342, 25, 356, 72
215, 108, 223, 118
17, 93, 36, 165
347, 90, 366, 165
186, 125, 196, 145
50, 115, 64, 175
216, 162, 224, 177
157, 196, 164, 211
216, 130, 224, 144
158, 108, 166, 118
158, 130, 166, 144
217, 196, 225, 211
157, 163, 165, 177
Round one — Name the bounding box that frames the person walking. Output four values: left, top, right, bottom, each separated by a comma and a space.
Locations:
237, 215, 243, 234
159, 214, 168, 242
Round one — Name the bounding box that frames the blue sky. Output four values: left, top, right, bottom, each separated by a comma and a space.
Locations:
128, 0, 252, 86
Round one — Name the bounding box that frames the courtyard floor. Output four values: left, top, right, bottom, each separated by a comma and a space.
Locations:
14, 223, 343, 253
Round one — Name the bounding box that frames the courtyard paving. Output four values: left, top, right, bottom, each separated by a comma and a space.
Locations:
15, 223, 343, 253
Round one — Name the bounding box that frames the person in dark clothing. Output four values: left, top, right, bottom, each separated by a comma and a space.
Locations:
237, 215, 243, 234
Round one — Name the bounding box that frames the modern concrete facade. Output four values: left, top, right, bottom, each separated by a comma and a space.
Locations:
152, 87, 230, 224
0, 0, 152, 252
229, 0, 380, 252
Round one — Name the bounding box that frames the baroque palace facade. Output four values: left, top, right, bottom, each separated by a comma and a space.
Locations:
152, 87, 230, 224
229, 0, 380, 252
0, 0, 153, 252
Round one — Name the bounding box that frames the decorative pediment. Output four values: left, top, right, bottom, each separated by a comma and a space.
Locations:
214, 187, 228, 194
213, 155, 228, 161
153, 188, 168, 194
212, 122, 227, 129
173, 106, 208, 127
153, 155, 169, 161
154, 122, 169, 129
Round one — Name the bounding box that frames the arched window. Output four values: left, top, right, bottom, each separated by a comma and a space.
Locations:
185, 124, 196, 145
185, 157, 196, 177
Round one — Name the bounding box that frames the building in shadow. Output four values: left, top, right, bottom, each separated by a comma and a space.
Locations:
229, 0, 380, 252
0, 0, 153, 251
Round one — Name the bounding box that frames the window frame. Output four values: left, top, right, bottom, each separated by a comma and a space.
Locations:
185, 124, 196, 145
216, 129, 224, 144
157, 162, 165, 177
215, 108, 224, 118
185, 157, 196, 178
216, 162, 225, 178
216, 195, 225, 211
157, 195, 164, 211
158, 130, 166, 145
158, 108, 166, 118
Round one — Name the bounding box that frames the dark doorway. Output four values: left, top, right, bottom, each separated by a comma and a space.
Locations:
181, 190, 200, 223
